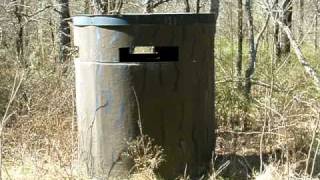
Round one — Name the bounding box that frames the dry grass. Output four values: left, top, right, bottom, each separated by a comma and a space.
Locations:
125, 135, 165, 179
1, 61, 76, 179
255, 163, 320, 180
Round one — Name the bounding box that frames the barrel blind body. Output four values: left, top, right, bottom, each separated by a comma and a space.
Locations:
73, 14, 215, 179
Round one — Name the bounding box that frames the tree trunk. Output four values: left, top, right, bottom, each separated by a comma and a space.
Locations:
184, 0, 190, 12
0, 28, 4, 48
315, 1, 319, 51
108, 0, 117, 13
244, 0, 256, 98
145, 0, 154, 13
84, 0, 91, 13
58, 0, 71, 63
210, 0, 220, 16
274, 0, 281, 61
235, 0, 243, 89
49, 17, 55, 50
196, 0, 201, 13
298, 0, 304, 41
315, 14, 318, 51
13, 0, 25, 67
280, 0, 292, 55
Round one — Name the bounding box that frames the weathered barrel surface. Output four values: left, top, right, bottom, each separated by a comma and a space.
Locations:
73, 14, 216, 179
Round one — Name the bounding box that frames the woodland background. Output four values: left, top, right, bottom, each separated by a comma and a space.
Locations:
0, 0, 320, 179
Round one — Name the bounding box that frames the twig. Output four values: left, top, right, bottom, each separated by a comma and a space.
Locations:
217, 130, 285, 137
260, 88, 269, 173
305, 113, 319, 175
310, 138, 320, 178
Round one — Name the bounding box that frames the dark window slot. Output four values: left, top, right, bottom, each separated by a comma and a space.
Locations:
119, 46, 179, 62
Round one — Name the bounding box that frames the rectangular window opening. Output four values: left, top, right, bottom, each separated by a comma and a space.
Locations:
119, 46, 179, 62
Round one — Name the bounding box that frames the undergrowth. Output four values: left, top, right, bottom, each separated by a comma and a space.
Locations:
0, 23, 319, 180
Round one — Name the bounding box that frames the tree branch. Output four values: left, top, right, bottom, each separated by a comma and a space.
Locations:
275, 18, 320, 91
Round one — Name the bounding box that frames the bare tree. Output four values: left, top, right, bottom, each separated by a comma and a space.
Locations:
13, 0, 25, 66
244, 0, 272, 98
299, 0, 304, 41
85, 0, 91, 13
316, 14, 318, 50
235, 0, 243, 89
210, 0, 220, 16
58, 0, 71, 63
280, 0, 292, 55
244, 0, 256, 98
184, 0, 191, 12
274, 0, 281, 61
314, 0, 319, 50
196, 0, 201, 13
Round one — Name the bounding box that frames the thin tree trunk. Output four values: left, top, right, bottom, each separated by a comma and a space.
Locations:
145, 0, 154, 13
299, 0, 304, 41
108, 0, 115, 13
84, 0, 91, 13
244, 0, 271, 97
231, 0, 243, 153
244, 0, 256, 98
113, 0, 123, 14
280, 0, 292, 55
13, 0, 25, 67
315, 15, 318, 51
235, 0, 243, 89
196, 0, 201, 13
184, 0, 190, 12
274, 0, 281, 61
58, 0, 71, 63
315, 1, 319, 51
209, 0, 219, 157
49, 17, 55, 50
38, 20, 45, 62
0, 28, 4, 48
